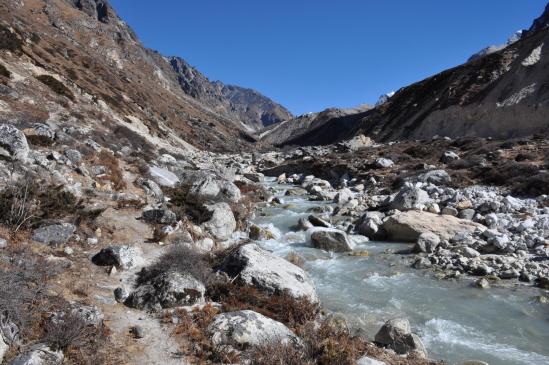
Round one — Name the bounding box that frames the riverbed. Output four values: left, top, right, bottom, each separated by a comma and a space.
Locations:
252, 179, 549, 365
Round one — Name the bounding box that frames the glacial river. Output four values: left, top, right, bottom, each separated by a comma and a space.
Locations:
252, 178, 549, 365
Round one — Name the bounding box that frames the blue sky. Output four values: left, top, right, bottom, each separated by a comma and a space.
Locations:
110, 0, 546, 115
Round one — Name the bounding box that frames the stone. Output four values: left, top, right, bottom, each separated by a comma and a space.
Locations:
357, 356, 387, 365
441, 150, 460, 163
308, 215, 331, 228
220, 243, 318, 302
130, 325, 145, 339
310, 228, 355, 252
207, 310, 299, 349
535, 277, 549, 289
249, 224, 277, 240
201, 203, 237, 241
0, 124, 29, 162
485, 213, 499, 228
344, 134, 373, 151
375, 158, 394, 168
460, 247, 481, 258
10, 344, 64, 365
149, 166, 180, 187
186, 175, 241, 204
441, 206, 459, 216
418, 169, 451, 185
374, 318, 427, 357
383, 211, 485, 242
391, 187, 430, 211
125, 271, 205, 310
92, 245, 144, 270
137, 178, 163, 199
142, 209, 177, 224
243, 172, 264, 182
277, 173, 287, 184
114, 287, 129, 303
32, 223, 76, 245
64, 149, 82, 163
285, 187, 307, 196
475, 278, 490, 289
414, 232, 440, 253
0, 237, 7, 249
0, 336, 7, 364
333, 188, 353, 205
459, 209, 476, 220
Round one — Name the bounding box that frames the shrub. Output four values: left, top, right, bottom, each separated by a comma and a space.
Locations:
0, 24, 22, 52
36, 75, 75, 101
136, 245, 211, 286
96, 150, 127, 191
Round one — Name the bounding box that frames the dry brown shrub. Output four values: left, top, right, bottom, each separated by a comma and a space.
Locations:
96, 150, 127, 191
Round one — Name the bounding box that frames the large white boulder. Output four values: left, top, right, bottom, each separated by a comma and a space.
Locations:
202, 203, 237, 241
186, 175, 241, 204
0, 124, 29, 162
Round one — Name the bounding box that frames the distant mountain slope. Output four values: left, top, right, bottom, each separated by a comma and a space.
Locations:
267, 3, 549, 146
0, 0, 290, 152
169, 56, 292, 131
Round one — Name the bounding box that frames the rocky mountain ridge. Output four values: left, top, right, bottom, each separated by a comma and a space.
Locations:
263, 3, 549, 146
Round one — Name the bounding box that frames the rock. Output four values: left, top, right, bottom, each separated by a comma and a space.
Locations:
391, 187, 430, 211
95, 208, 152, 244
459, 209, 476, 220
344, 134, 373, 151
10, 344, 63, 365
149, 166, 180, 187
374, 318, 427, 357
114, 287, 129, 303
0, 237, 7, 249
441, 150, 460, 163
125, 271, 205, 310
285, 187, 307, 196
249, 224, 277, 240
357, 356, 387, 365
64, 149, 81, 163
418, 169, 451, 185
186, 175, 241, 204
308, 215, 331, 228
130, 325, 145, 339
159, 154, 177, 165
137, 178, 164, 199
0, 124, 29, 162
460, 247, 481, 258
277, 173, 286, 184
243, 172, 264, 182
194, 238, 215, 252
484, 213, 499, 228
220, 243, 318, 302
297, 217, 314, 230
0, 336, 7, 364
207, 310, 299, 349
310, 228, 355, 252
201, 203, 237, 241
475, 278, 490, 289
412, 257, 432, 269
414, 232, 440, 253
442, 206, 459, 216
32, 223, 75, 245
91, 245, 144, 270
535, 277, 549, 289
142, 209, 177, 224
333, 188, 353, 205
375, 158, 394, 168
383, 211, 485, 242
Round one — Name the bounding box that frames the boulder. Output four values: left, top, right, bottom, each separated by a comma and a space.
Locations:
207, 310, 299, 349
0, 336, 7, 364
149, 166, 180, 187
249, 224, 277, 240
64, 149, 82, 163
201, 203, 237, 241
442, 206, 459, 216
308, 215, 331, 228
220, 243, 318, 302
10, 344, 63, 365
383, 211, 485, 242
142, 209, 177, 224
391, 187, 430, 211
285, 187, 307, 196
357, 356, 387, 365
344, 134, 373, 151
418, 169, 451, 185
125, 271, 205, 310
0, 124, 29, 162
333, 188, 353, 205
186, 175, 241, 204
310, 228, 355, 252
32, 223, 75, 245
459, 209, 476, 220
414, 232, 440, 253
441, 150, 460, 163
92, 245, 144, 270
375, 158, 394, 168
374, 318, 427, 357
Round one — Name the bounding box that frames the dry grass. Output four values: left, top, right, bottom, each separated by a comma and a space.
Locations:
36, 74, 75, 101
96, 150, 127, 191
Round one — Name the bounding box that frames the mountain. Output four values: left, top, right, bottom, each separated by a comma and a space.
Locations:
169, 57, 292, 131
0, 0, 288, 153
264, 3, 549, 146
468, 30, 523, 62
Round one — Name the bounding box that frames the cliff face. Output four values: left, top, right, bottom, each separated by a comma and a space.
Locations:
0, 0, 289, 152
265, 5, 549, 146
169, 57, 292, 131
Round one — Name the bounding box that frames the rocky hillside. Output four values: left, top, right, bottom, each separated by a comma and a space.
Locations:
0, 0, 289, 153
264, 3, 549, 146
169, 57, 292, 131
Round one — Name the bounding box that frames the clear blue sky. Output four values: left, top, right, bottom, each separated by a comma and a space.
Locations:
109, 0, 546, 115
